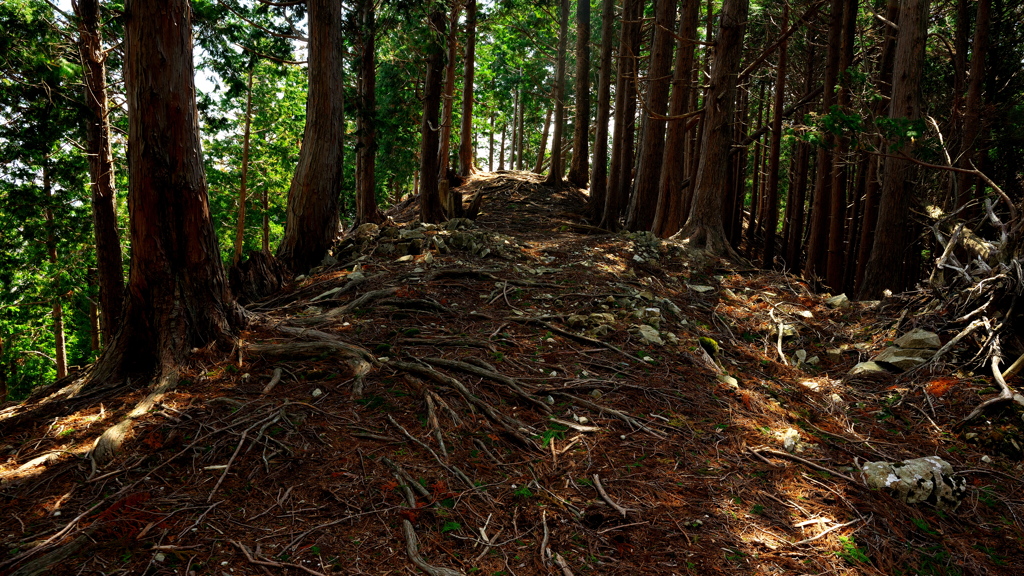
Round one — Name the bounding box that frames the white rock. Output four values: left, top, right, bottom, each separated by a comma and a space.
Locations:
312, 388, 323, 398
849, 361, 890, 375
634, 324, 664, 346
687, 284, 715, 293
781, 428, 801, 453
894, 329, 941, 350
861, 456, 966, 510
874, 347, 934, 370
824, 294, 850, 308
799, 380, 821, 392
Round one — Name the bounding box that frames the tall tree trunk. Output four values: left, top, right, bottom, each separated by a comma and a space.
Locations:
626, 0, 676, 231
499, 122, 506, 170
602, 0, 641, 229
744, 84, 766, 254
954, 0, 991, 208
567, 0, 591, 187
803, 0, 845, 280
439, 0, 462, 176
516, 86, 526, 170
488, 112, 495, 170
73, 0, 124, 345
653, 0, 699, 238
278, 0, 344, 273
678, 0, 748, 258
588, 0, 616, 222
356, 0, 383, 226
458, 0, 478, 176
510, 90, 520, 170
86, 0, 242, 390
544, 0, 570, 187
825, 0, 859, 290
233, 68, 254, 264
43, 166, 68, 380
854, 0, 898, 292
419, 10, 447, 223
762, 6, 788, 268
534, 105, 553, 173
859, 0, 930, 299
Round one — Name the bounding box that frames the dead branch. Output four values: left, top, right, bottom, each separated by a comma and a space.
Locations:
592, 474, 629, 517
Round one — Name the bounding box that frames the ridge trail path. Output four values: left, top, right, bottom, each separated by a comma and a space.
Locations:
1, 171, 1022, 575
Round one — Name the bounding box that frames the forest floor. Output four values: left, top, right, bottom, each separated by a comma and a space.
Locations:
2, 170, 1024, 576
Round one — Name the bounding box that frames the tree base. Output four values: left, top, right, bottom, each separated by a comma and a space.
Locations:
674, 222, 746, 265
229, 250, 288, 304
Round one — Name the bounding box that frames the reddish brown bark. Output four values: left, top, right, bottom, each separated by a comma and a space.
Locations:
458, 0, 478, 177
602, 0, 642, 229
587, 0, 615, 222
954, 0, 991, 207
419, 10, 447, 223
626, 0, 676, 231
534, 105, 552, 173
233, 69, 254, 264
73, 0, 124, 345
439, 0, 462, 175
762, 6, 789, 268
652, 0, 699, 238
678, 0, 749, 258
86, 0, 242, 389
544, 0, 570, 187
278, 0, 344, 273
567, 0, 591, 188
356, 0, 383, 226
859, 0, 930, 299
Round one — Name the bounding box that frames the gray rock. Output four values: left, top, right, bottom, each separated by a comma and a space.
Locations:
589, 312, 616, 325
849, 361, 891, 375
717, 374, 739, 389
319, 254, 338, 267
633, 324, 664, 346
353, 223, 380, 239
399, 229, 426, 240
874, 347, 935, 370
824, 294, 850, 308
567, 314, 588, 329
894, 329, 941, 350
861, 456, 966, 510
588, 325, 615, 339
771, 324, 798, 340
445, 218, 474, 230
686, 284, 715, 293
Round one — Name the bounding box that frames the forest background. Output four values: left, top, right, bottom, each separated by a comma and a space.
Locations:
0, 0, 1022, 401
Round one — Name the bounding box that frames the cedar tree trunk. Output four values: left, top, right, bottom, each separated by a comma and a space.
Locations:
544, 0, 570, 187
458, 0, 478, 176
567, 0, 591, 188
233, 68, 254, 264
419, 10, 447, 223
356, 0, 383, 226
278, 0, 344, 273
588, 0, 615, 222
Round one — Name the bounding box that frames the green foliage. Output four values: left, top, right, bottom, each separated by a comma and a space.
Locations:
836, 535, 870, 564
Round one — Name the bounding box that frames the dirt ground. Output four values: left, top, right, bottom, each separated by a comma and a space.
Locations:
2, 171, 1023, 576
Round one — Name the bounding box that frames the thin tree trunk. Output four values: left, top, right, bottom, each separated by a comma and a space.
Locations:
356, 0, 383, 226
278, 0, 344, 273
653, 0, 699, 238
516, 86, 526, 171
419, 10, 447, 223
825, 0, 859, 290
86, 0, 242, 390
499, 122, 506, 170
726, 86, 749, 245
510, 90, 519, 170
488, 112, 495, 171
73, 0, 124, 345
233, 68, 254, 264
954, 0, 990, 208
534, 105, 553, 173
458, 0, 478, 176
626, 0, 676, 231
567, 0, 591, 187
762, 6, 788, 268
859, 0, 930, 299
43, 166, 68, 380
803, 0, 845, 280
602, 0, 641, 229
744, 83, 766, 254
588, 0, 616, 222
544, 0, 570, 187
439, 0, 462, 176
679, 0, 749, 258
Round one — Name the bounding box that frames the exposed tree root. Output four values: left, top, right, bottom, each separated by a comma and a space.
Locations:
423, 357, 552, 414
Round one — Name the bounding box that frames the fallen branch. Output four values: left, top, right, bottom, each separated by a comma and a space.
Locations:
231, 540, 329, 576
423, 357, 552, 414
959, 347, 1015, 427
551, 392, 665, 439
750, 448, 858, 483
509, 316, 639, 364
592, 474, 629, 517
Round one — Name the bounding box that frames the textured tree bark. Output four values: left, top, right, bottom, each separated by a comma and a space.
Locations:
73, 0, 124, 345
356, 0, 383, 226
233, 68, 254, 264
439, 0, 462, 176
954, 0, 990, 208
678, 0, 748, 259
458, 0, 478, 176
601, 0, 641, 229
566, 0, 591, 188
853, 0, 898, 292
652, 0, 699, 238
84, 0, 242, 391
498, 122, 506, 170
626, 0, 676, 231
277, 0, 344, 273
803, 0, 844, 280
825, 0, 859, 290
419, 10, 447, 223
516, 85, 526, 171
544, 0, 570, 187
510, 89, 519, 169
743, 83, 766, 254
43, 166, 68, 380
588, 0, 616, 222
762, 6, 788, 268
859, 0, 930, 299
488, 112, 495, 171
534, 105, 552, 173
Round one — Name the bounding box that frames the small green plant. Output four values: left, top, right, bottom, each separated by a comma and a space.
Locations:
750, 504, 765, 515
309, 545, 321, 555
513, 485, 534, 499
441, 521, 462, 533
910, 517, 938, 536
836, 536, 870, 564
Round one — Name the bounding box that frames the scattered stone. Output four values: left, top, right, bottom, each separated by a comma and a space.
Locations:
824, 294, 850, 308
396, 254, 414, 263
633, 324, 664, 346
312, 388, 323, 398
770, 324, 798, 339
567, 315, 588, 329
687, 284, 715, 293
589, 313, 616, 325
445, 218, 474, 230
590, 390, 603, 399
874, 347, 935, 370
717, 374, 739, 389
780, 428, 801, 453
319, 254, 338, 267
588, 324, 615, 338
664, 332, 679, 345
795, 310, 814, 319
861, 457, 966, 510
826, 348, 843, 362
830, 393, 844, 405
793, 349, 808, 365
894, 329, 941, 350
981, 455, 993, 464
849, 361, 893, 375
805, 355, 819, 365
799, 380, 821, 392
353, 223, 380, 239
